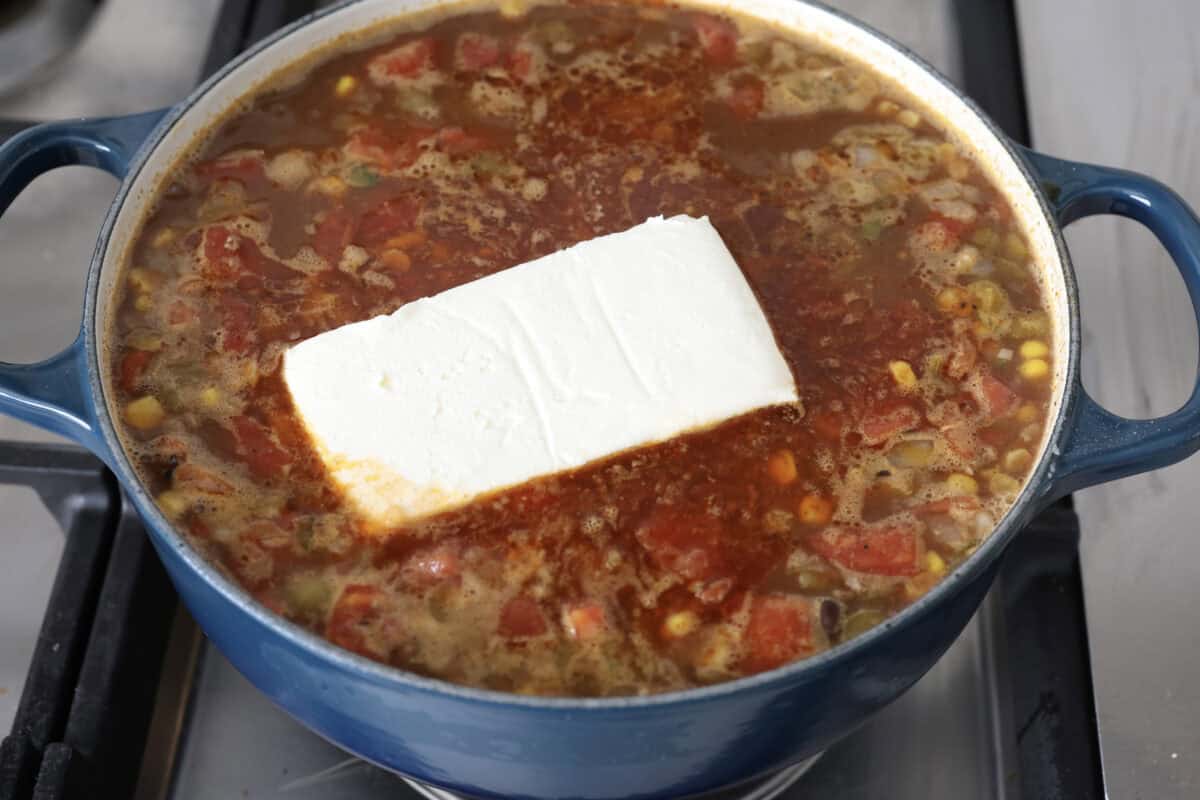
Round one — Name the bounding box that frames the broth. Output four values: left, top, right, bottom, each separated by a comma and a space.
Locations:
108, 0, 1053, 696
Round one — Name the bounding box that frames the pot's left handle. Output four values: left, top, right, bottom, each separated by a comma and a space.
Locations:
1018, 145, 1200, 501
0, 109, 168, 457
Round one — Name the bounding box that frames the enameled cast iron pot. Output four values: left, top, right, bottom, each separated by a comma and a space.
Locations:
3, 1, 1200, 797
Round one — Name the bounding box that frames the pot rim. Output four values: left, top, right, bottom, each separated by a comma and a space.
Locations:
81, 0, 1080, 711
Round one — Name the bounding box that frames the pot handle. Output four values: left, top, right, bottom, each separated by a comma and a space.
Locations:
0, 109, 168, 456
1018, 145, 1200, 501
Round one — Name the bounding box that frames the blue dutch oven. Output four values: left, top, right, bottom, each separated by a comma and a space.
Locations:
2, 1, 1200, 798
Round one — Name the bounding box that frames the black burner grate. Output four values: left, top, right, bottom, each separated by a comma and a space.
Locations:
0, 444, 175, 800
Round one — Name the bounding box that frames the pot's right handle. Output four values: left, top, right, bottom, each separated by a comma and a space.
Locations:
0, 109, 168, 457
1018, 145, 1200, 502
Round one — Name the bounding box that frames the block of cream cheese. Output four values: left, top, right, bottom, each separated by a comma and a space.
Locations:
283, 215, 797, 530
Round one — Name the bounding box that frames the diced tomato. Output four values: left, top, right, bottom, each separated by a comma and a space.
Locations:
946, 337, 977, 380
926, 399, 978, 458
727, 78, 764, 121
978, 425, 1009, 449
498, 595, 547, 637
976, 374, 1018, 418
237, 238, 299, 281
692, 14, 738, 66
696, 577, 733, 605
635, 508, 726, 582
243, 520, 292, 551
357, 197, 420, 244
562, 601, 607, 640
742, 594, 813, 673
173, 463, 235, 496
187, 517, 210, 539
202, 226, 242, 281
228, 538, 273, 586
345, 128, 396, 169
507, 45, 533, 81
217, 293, 254, 354
931, 213, 971, 240
327, 584, 386, 657
370, 37, 436, 79
312, 209, 355, 264
436, 126, 493, 156
861, 405, 922, 446
119, 350, 152, 393
943, 424, 977, 460
195, 150, 264, 182
456, 32, 501, 71
808, 524, 922, 576
232, 415, 292, 478
202, 226, 297, 282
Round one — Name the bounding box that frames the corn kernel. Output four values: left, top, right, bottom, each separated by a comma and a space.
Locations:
1018, 358, 1050, 381
334, 75, 358, 97
1016, 403, 1039, 424
151, 228, 176, 248
766, 449, 798, 485
897, 109, 921, 128
1012, 311, 1050, 338
925, 550, 947, 576
1003, 232, 1029, 260
888, 439, 934, 469
936, 286, 973, 317
989, 471, 1021, 495
971, 227, 1000, 250
888, 360, 918, 392
1003, 448, 1033, 474
695, 633, 734, 677
384, 230, 428, 250
953, 245, 980, 274
663, 611, 701, 638
1019, 340, 1049, 360
199, 387, 220, 409
946, 473, 978, 495
379, 248, 412, 272
798, 494, 834, 525
125, 395, 165, 430
307, 175, 347, 197
133, 294, 153, 312
498, 0, 528, 18
128, 267, 159, 294
156, 489, 189, 517
876, 100, 899, 115
904, 572, 938, 599
126, 330, 162, 351
968, 280, 1007, 313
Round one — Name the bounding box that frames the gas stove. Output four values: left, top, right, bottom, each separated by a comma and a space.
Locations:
0, 1, 1105, 798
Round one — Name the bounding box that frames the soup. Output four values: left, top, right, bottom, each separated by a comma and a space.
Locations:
109, 0, 1053, 696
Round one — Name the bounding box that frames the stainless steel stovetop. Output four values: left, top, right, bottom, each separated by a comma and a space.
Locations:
0, 1, 1105, 798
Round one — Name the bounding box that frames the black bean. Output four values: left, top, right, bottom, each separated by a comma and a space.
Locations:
820, 599, 842, 640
